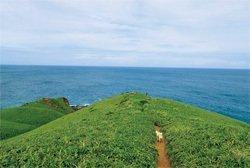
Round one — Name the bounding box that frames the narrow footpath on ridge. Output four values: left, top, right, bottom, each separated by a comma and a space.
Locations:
155, 126, 171, 168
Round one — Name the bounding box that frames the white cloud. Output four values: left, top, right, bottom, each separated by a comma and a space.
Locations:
1, 0, 250, 68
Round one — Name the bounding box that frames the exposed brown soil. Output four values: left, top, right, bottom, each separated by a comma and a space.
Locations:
155, 126, 171, 168
42, 98, 52, 107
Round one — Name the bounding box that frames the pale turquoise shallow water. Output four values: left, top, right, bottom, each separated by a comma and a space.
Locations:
1, 65, 249, 123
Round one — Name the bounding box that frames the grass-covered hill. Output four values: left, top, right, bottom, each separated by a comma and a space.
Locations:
0, 97, 74, 140
0, 93, 249, 167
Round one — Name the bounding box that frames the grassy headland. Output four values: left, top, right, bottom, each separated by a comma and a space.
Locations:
0, 93, 249, 167
0, 97, 74, 140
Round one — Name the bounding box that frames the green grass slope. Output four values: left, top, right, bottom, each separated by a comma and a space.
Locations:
0, 97, 74, 140
0, 93, 249, 167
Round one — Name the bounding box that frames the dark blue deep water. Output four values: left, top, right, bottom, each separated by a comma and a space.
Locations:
1, 65, 249, 123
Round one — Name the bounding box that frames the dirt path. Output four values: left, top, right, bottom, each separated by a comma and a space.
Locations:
155, 126, 171, 168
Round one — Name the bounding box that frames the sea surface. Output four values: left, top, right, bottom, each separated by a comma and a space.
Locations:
1, 65, 249, 123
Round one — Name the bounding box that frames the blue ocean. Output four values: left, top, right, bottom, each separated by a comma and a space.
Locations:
1, 65, 249, 123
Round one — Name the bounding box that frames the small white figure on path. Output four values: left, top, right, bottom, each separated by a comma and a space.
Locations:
156, 130, 163, 142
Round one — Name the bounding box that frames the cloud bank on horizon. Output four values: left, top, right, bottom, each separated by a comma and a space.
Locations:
1, 0, 250, 68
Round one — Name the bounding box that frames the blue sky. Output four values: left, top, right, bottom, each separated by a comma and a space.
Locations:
1, 0, 250, 68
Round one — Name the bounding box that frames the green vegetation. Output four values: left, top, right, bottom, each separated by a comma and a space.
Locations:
0, 97, 74, 140
0, 93, 249, 167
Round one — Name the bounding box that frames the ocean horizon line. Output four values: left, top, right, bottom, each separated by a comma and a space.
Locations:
1, 64, 249, 70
